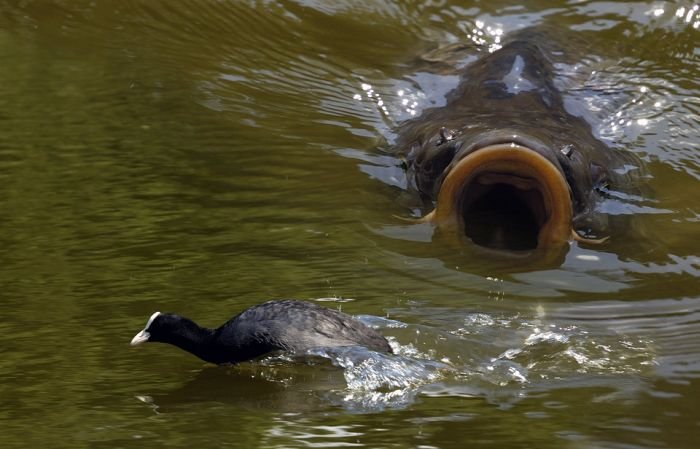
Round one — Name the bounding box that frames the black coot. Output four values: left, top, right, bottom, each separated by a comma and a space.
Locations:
130, 299, 392, 364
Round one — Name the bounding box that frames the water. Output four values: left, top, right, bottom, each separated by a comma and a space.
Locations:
0, 1, 698, 448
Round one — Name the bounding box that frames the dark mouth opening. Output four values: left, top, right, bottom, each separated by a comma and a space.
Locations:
432, 143, 573, 253
461, 175, 546, 251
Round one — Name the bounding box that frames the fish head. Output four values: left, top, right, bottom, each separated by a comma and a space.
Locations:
424, 130, 575, 253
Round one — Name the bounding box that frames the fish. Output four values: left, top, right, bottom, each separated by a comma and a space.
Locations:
392, 28, 647, 256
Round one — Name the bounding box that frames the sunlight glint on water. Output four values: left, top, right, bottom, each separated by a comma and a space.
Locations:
0, 1, 698, 449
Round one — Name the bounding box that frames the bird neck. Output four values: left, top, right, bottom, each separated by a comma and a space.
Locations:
163, 318, 227, 364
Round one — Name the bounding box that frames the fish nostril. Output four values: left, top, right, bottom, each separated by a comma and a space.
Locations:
595, 179, 611, 196
560, 144, 575, 158
435, 126, 456, 146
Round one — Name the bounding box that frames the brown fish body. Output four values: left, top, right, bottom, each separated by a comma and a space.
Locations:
394, 29, 645, 254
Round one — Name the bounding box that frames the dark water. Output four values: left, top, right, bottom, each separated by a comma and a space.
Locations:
0, 1, 698, 448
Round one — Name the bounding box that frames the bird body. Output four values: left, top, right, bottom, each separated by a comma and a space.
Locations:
131, 300, 392, 364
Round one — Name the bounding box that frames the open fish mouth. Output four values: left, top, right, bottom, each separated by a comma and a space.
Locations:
429, 142, 573, 252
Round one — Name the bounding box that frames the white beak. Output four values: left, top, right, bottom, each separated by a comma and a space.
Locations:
131, 330, 150, 346
130, 311, 161, 346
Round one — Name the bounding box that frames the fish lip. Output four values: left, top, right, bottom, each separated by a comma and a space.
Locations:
431, 141, 573, 251
450, 129, 564, 171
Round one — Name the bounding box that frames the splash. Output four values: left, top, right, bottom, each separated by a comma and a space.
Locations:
305, 344, 451, 411
455, 310, 657, 387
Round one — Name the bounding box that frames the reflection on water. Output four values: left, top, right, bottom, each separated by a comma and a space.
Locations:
0, 1, 699, 449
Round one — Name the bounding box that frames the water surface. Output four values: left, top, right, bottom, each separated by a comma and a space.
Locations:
0, 1, 698, 448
